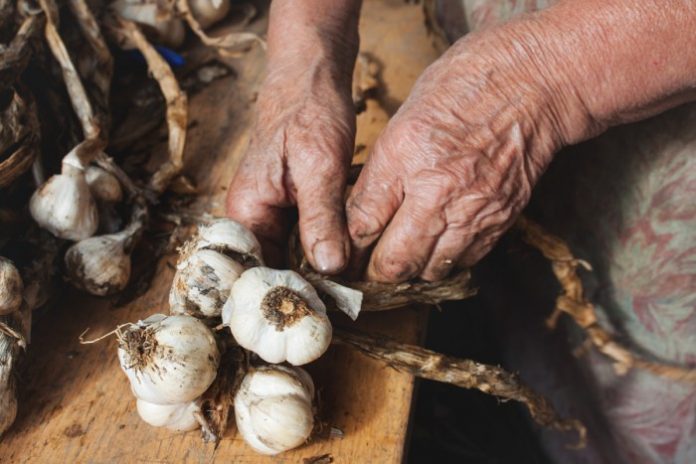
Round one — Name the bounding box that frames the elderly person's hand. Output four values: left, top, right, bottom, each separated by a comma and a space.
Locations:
347, 0, 696, 282
226, 0, 360, 273
229, 0, 696, 282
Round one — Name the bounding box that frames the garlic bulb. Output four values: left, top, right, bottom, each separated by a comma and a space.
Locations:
29, 149, 98, 241
112, 0, 186, 48
118, 314, 220, 404
234, 365, 315, 455
136, 399, 201, 431
189, 0, 230, 29
85, 165, 123, 203
169, 249, 244, 318
0, 258, 22, 316
223, 268, 332, 365
64, 229, 134, 296
195, 219, 264, 267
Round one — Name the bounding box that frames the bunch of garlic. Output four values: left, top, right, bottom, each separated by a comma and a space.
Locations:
117, 314, 219, 430
169, 219, 263, 318
234, 365, 315, 455
30, 149, 99, 241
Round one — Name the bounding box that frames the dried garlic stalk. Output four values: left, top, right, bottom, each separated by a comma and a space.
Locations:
333, 326, 586, 447
515, 216, 696, 383
112, 19, 188, 194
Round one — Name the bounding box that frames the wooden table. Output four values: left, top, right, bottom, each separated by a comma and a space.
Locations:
0, 1, 441, 462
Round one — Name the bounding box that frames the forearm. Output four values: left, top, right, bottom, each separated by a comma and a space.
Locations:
266, 0, 362, 87
495, 0, 696, 144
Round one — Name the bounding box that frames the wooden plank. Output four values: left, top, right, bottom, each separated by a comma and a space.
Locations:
0, 1, 441, 462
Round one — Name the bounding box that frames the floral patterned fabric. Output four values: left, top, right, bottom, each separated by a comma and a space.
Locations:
433, 1, 696, 463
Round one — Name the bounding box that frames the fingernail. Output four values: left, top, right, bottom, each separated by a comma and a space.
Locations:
312, 240, 346, 274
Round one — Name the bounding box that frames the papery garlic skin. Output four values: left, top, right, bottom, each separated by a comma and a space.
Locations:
190, 0, 230, 29
136, 399, 200, 431
0, 257, 23, 316
85, 165, 123, 203
195, 219, 264, 266
112, 0, 186, 48
234, 365, 315, 455
29, 151, 98, 241
118, 314, 220, 404
64, 231, 132, 296
223, 268, 332, 366
169, 249, 244, 318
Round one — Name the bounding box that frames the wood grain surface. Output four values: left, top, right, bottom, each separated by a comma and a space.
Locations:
0, 1, 442, 462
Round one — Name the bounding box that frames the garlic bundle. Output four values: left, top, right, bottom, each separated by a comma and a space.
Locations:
112, 0, 186, 48
169, 249, 244, 318
189, 0, 230, 29
118, 314, 220, 404
0, 258, 22, 316
136, 398, 201, 431
194, 219, 264, 266
29, 149, 99, 241
64, 228, 135, 296
223, 267, 332, 366
234, 365, 315, 455
85, 165, 123, 204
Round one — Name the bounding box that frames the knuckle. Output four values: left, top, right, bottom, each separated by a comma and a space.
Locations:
372, 255, 419, 283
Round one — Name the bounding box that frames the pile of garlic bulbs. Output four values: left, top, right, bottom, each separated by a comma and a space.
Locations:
118, 219, 336, 455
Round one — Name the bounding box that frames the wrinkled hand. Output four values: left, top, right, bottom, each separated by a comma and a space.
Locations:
226, 0, 360, 273
347, 27, 593, 282
226, 59, 355, 272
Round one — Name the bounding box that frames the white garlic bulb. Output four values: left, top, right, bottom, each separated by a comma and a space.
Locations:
222, 268, 332, 366
64, 229, 134, 296
118, 314, 220, 404
85, 165, 123, 203
0, 257, 23, 316
189, 0, 230, 29
136, 399, 201, 431
29, 149, 98, 241
234, 365, 315, 455
195, 219, 264, 267
169, 248, 244, 318
112, 0, 186, 48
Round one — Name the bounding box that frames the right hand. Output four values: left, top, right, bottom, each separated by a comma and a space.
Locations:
225, 2, 359, 272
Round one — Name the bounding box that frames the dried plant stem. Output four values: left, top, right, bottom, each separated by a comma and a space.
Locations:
515, 216, 696, 383
333, 326, 586, 446
114, 19, 188, 194
176, 0, 264, 56
67, 0, 114, 113
0, 14, 43, 91
39, 0, 103, 149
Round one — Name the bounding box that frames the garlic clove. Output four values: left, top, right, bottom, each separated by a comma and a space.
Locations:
189, 0, 230, 29
136, 399, 201, 431
118, 314, 220, 404
234, 365, 314, 455
30, 151, 98, 241
0, 257, 23, 316
85, 165, 123, 203
223, 267, 332, 366
169, 249, 244, 318
64, 231, 132, 296
112, 0, 186, 48
195, 219, 264, 267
